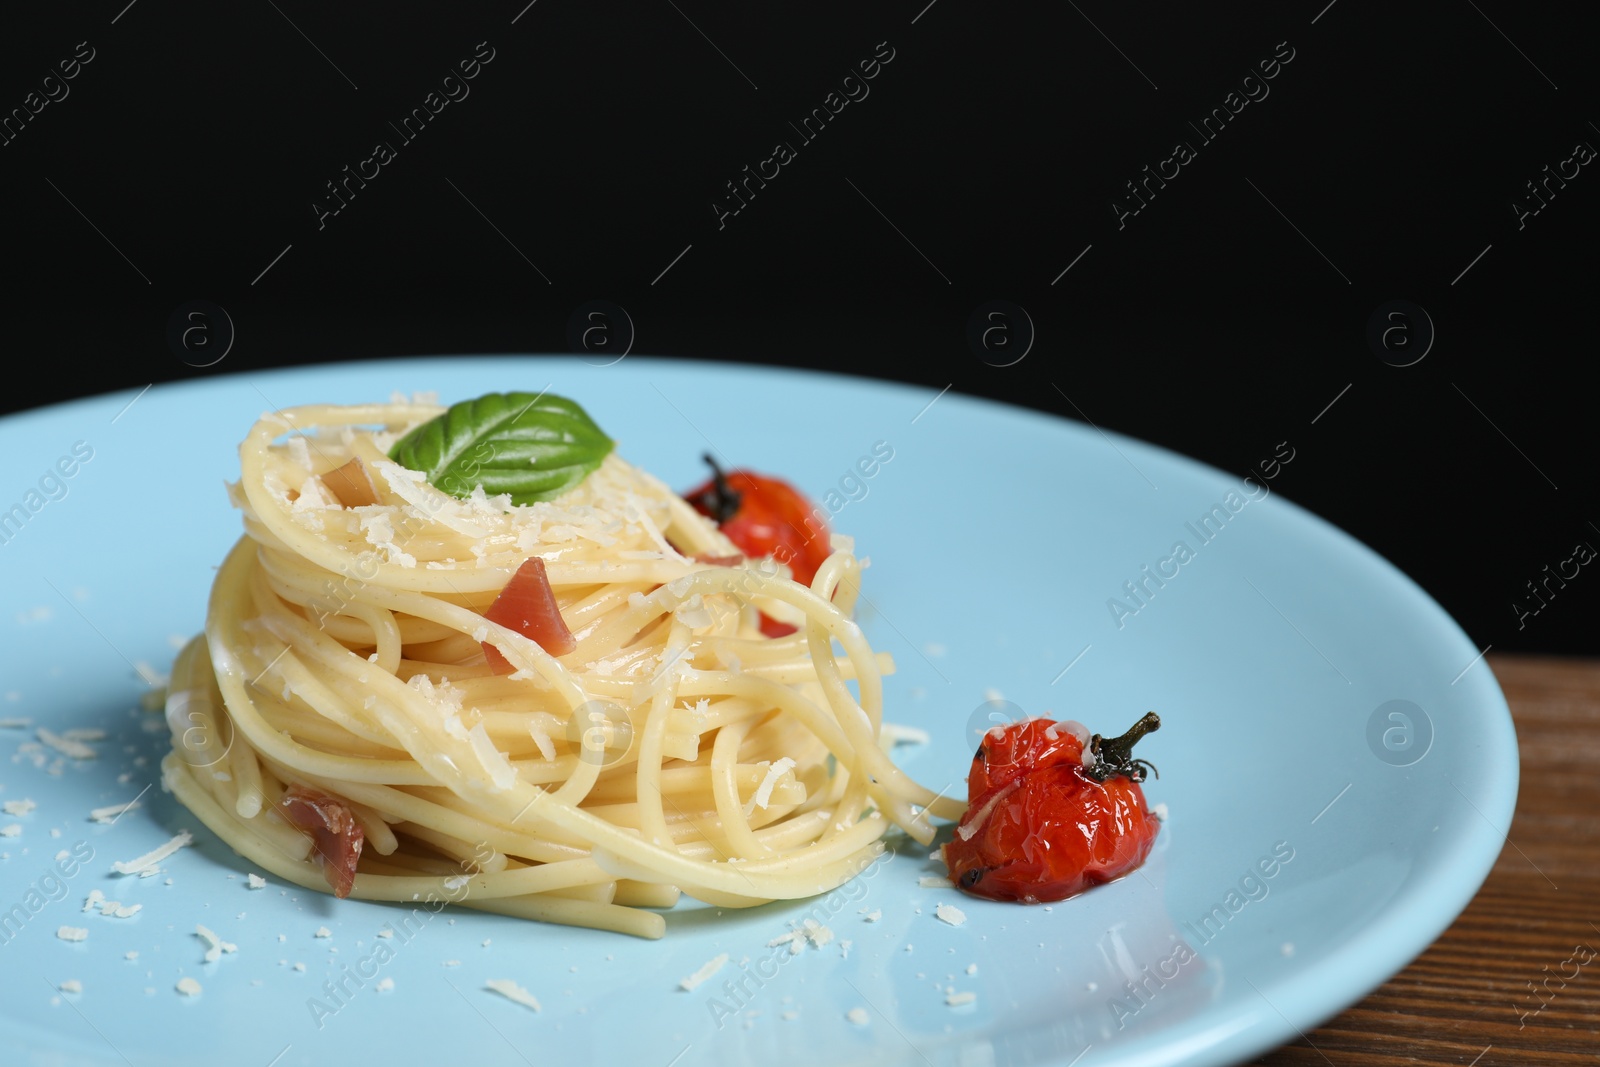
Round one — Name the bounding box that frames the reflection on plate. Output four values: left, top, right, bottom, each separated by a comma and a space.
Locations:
0, 358, 1516, 1067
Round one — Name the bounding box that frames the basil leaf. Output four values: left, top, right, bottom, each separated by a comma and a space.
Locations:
388, 392, 614, 505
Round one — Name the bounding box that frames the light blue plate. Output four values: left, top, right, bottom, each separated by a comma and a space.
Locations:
0, 358, 1516, 1067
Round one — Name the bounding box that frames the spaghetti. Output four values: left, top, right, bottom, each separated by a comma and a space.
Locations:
163, 397, 962, 938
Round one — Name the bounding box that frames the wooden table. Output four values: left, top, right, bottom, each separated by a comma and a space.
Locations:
1255, 654, 1600, 1065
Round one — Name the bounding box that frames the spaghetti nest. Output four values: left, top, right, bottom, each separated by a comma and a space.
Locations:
162, 400, 961, 938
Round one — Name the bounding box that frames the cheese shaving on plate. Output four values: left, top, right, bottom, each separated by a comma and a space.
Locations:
196, 924, 238, 963
678, 952, 729, 991
485, 979, 541, 1012
89, 800, 141, 823
111, 831, 193, 875
36, 728, 96, 759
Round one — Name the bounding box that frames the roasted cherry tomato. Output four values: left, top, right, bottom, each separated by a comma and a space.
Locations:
684, 454, 830, 586
943, 713, 1161, 903
684, 455, 830, 637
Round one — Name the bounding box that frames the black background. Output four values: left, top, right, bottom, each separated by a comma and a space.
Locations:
1, 1, 1592, 653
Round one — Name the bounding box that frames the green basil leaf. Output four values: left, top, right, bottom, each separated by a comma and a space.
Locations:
388, 392, 614, 505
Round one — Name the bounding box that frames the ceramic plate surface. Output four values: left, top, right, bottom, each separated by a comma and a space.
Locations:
0, 358, 1516, 1067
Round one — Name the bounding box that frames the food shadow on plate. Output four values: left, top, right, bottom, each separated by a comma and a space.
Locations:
651, 823, 937, 938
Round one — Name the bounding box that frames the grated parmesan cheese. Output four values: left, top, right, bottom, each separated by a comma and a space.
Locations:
919, 876, 954, 889
37, 728, 96, 759
247, 874, 267, 890
935, 903, 967, 927
59, 980, 82, 994
376, 978, 394, 992
801, 919, 833, 948
956, 780, 1018, 842
846, 1007, 870, 1025
675, 594, 714, 629
285, 434, 313, 473
742, 757, 797, 817
79, 889, 140, 919
372, 460, 492, 539
946, 991, 977, 1007
57, 926, 88, 942
679, 952, 729, 991
485, 978, 541, 1012
176, 977, 202, 996
527, 715, 558, 762
196, 924, 237, 963
111, 831, 193, 875
2, 798, 36, 816
769, 919, 835, 954
88, 800, 141, 823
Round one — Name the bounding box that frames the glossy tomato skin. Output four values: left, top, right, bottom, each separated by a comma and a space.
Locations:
684, 469, 830, 587
966, 717, 1086, 797
943, 719, 1160, 903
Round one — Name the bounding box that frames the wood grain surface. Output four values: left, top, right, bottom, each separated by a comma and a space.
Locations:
1254, 654, 1600, 1065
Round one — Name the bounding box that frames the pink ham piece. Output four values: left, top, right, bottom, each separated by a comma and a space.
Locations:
280, 785, 365, 898
481, 557, 577, 672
